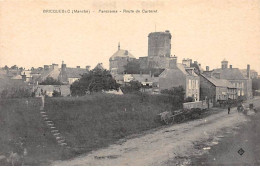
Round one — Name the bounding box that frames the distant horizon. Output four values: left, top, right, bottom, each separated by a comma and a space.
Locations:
1, 0, 260, 73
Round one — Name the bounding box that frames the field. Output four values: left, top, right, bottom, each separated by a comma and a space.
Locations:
0, 93, 174, 165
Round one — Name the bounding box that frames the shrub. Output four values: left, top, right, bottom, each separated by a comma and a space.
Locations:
52, 90, 61, 97
0, 87, 32, 99
184, 97, 194, 103
121, 81, 142, 94
70, 68, 120, 96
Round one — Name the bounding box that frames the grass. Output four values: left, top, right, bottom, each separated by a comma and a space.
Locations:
0, 93, 174, 165
0, 98, 66, 165
44, 93, 172, 157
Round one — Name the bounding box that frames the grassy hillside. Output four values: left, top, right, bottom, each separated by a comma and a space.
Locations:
45, 93, 172, 156
0, 93, 173, 165
0, 98, 66, 165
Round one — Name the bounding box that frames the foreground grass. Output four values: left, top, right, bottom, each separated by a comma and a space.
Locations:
0, 98, 66, 165
44, 93, 172, 159
0, 93, 173, 165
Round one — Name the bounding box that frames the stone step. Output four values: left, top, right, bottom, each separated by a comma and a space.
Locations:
41, 114, 47, 117
43, 117, 49, 121
50, 126, 56, 129
46, 121, 54, 124
59, 143, 67, 146
53, 133, 60, 136
40, 112, 46, 114
57, 139, 66, 144
51, 130, 59, 133
47, 123, 54, 127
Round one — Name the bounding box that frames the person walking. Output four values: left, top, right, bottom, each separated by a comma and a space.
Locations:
228, 105, 231, 114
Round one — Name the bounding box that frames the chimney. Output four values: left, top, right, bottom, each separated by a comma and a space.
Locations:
76, 66, 80, 69
221, 60, 228, 69
86, 66, 90, 71
149, 71, 152, 77
230, 65, 232, 69
61, 62, 66, 71
169, 55, 177, 69
206, 66, 209, 71
118, 42, 120, 50
247, 64, 250, 78
194, 61, 198, 65
44, 65, 49, 70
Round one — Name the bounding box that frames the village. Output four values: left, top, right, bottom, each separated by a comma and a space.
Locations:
1, 30, 260, 166
0, 30, 259, 104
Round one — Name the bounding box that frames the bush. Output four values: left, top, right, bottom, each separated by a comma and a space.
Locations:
70, 68, 120, 96
0, 87, 32, 99
121, 81, 142, 94
184, 97, 194, 103
52, 90, 61, 97
160, 86, 185, 111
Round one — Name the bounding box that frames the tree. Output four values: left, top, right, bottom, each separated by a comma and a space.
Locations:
11, 65, 18, 69
70, 68, 120, 96
39, 77, 62, 85
3, 65, 9, 70
121, 80, 142, 94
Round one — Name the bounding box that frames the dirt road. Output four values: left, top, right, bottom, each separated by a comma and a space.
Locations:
52, 98, 260, 166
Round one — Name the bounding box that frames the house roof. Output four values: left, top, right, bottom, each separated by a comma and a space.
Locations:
110, 49, 135, 60
65, 68, 88, 78
201, 74, 235, 88
212, 68, 247, 80
94, 63, 105, 70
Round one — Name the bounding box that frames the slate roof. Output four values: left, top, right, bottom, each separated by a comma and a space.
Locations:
65, 68, 88, 78
200, 74, 235, 88
160, 64, 198, 78
212, 68, 247, 80
110, 49, 135, 60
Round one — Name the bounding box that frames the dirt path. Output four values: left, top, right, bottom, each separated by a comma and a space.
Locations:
52, 98, 259, 166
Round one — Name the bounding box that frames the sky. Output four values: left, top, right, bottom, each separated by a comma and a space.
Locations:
0, 0, 260, 72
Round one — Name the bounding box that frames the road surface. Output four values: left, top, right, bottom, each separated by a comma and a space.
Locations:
53, 97, 260, 166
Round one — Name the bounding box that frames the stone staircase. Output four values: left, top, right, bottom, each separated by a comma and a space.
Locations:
40, 96, 69, 148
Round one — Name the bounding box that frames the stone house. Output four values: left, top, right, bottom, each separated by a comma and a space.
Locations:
59, 62, 89, 85
211, 60, 253, 99
159, 57, 200, 101
199, 73, 237, 105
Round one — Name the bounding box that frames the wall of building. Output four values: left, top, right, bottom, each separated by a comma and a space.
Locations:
200, 75, 217, 103
186, 76, 200, 101
109, 57, 135, 74
159, 70, 186, 91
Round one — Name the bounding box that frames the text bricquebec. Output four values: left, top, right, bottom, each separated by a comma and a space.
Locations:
43, 9, 90, 13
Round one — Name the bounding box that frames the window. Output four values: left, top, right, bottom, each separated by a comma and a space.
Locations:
189, 79, 191, 89
241, 90, 244, 96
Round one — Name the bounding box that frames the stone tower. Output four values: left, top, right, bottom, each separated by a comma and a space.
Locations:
148, 30, 172, 58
